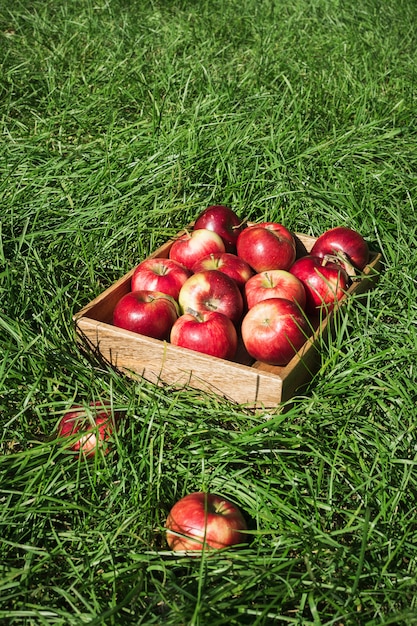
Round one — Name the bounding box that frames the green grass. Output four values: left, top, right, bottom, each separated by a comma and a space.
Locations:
1, 0, 417, 623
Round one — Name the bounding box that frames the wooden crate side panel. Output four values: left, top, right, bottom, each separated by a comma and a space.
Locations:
75, 318, 285, 407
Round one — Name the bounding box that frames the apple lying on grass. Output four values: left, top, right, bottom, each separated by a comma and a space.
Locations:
131, 257, 191, 301
169, 228, 225, 270
165, 492, 247, 552
191, 252, 254, 290
193, 205, 244, 252
170, 309, 238, 360
113, 290, 179, 340
241, 297, 310, 366
58, 401, 117, 458
178, 270, 244, 325
290, 255, 350, 315
244, 269, 306, 310
236, 222, 296, 272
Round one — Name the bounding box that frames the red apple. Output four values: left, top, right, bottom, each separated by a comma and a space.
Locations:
236, 222, 296, 272
193, 205, 244, 252
310, 226, 370, 271
169, 228, 225, 270
170, 310, 238, 360
191, 252, 254, 290
244, 269, 306, 310
289, 255, 350, 314
131, 257, 191, 301
241, 298, 309, 365
58, 401, 117, 458
113, 290, 179, 340
178, 270, 243, 325
165, 492, 247, 551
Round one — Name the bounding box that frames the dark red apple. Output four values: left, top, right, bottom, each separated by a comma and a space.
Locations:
241, 298, 309, 366
169, 228, 225, 270
165, 492, 247, 552
290, 255, 350, 314
58, 401, 117, 458
113, 290, 179, 339
178, 270, 244, 325
244, 269, 306, 310
193, 205, 244, 252
236, 222, 296, 272
170, 310, 238, 360
191, 252, 254, 290
310, 226, 370, 271
131, 257, 191, 301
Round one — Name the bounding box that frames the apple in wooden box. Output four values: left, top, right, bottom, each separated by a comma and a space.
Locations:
73, 226, 381, 409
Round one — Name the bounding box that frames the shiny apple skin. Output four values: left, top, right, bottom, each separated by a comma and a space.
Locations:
165, 492, 247, 551
113, 290, 179, 340
131, 257, 191, 301
236, 222, 296, 272
244, 269, 306, 310
191, 252, 254, 290
58, 401, 116, 458
241, 298, 309, 366
169, 228, 225, 270
170, 310, 238, 360
193, 205, 244, 252
310, 226, 369, 270
178, 270, 244, 325
290, 255, 350, 314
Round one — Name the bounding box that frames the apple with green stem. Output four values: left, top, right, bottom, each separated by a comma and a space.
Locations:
241, 297, 309, 366
170, 309, 238, 360
244, 269, 306, 310
178, 270, 243, 325
131, 257, 191, 301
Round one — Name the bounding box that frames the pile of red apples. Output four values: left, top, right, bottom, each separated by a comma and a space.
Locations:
112, 205, 370, 366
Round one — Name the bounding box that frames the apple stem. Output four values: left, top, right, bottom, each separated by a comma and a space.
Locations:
264, 272, 274, 288
233, 217, 249, 230
185, 307, 203, 322
213, 501, 227, 514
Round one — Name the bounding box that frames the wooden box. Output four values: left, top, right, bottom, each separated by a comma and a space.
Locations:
73, 230, 382, 409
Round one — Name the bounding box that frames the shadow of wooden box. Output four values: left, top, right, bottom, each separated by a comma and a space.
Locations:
73, 229, 382, 410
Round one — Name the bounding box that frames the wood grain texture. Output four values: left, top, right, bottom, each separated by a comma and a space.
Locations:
73, 230, 382, 409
